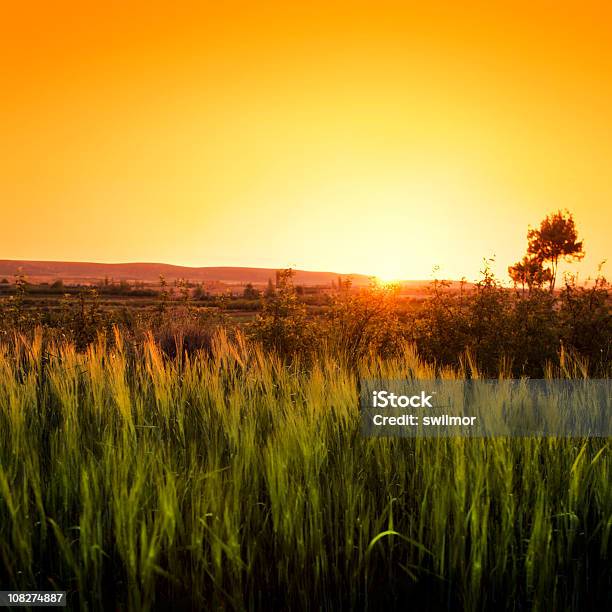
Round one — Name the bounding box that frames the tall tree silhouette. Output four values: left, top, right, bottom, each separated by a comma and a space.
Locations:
525, 210, 584, 292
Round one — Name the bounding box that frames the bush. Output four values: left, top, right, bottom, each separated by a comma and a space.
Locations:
324, 282, 403, 368
155, 319, 215, 359
249, 269, 315, 359
558, 273, 611, 372
409, 262, 611, 377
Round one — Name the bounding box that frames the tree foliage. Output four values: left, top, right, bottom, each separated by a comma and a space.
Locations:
508, 255, 552, 292
526, 210, 584, 291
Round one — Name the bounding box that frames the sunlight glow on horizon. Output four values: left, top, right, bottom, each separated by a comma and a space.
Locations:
1, 1, 611, 282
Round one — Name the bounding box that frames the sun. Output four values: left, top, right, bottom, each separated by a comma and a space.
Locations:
375, 273, 400, 284
372, 260, 406, 284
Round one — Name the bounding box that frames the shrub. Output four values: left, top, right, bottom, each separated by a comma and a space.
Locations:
155, 318, 215, 359
249, 269, 314, 359
324, 282, 403, 368
558, 272, 611, 373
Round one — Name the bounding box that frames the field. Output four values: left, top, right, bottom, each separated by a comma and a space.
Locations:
5, 0, 612, 608
0, 328, 609, 610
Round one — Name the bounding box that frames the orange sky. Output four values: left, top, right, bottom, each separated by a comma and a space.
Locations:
1, 1, 611, 281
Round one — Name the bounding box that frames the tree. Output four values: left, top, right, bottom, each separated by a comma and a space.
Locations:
264, 278, 275, 298
508, 256, 552, 293
243, 283, 260, 299
157, 274, 169, 319
526, 210, 584, 292
336, 275, 352, 292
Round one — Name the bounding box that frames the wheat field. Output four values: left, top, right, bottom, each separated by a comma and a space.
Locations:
0, 328, 609, 610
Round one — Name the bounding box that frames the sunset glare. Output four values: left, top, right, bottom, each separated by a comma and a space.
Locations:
2, 1, 611, 281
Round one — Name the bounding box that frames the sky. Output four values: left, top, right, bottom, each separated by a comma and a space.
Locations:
1, 1, 611, 282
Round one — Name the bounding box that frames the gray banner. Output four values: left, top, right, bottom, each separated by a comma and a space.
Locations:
360, 379, 611, 437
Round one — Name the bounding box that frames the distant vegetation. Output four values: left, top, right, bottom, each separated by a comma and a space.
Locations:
0, 212, 608, 377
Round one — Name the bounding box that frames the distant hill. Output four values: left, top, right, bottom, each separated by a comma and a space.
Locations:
0, 259, 383, 286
